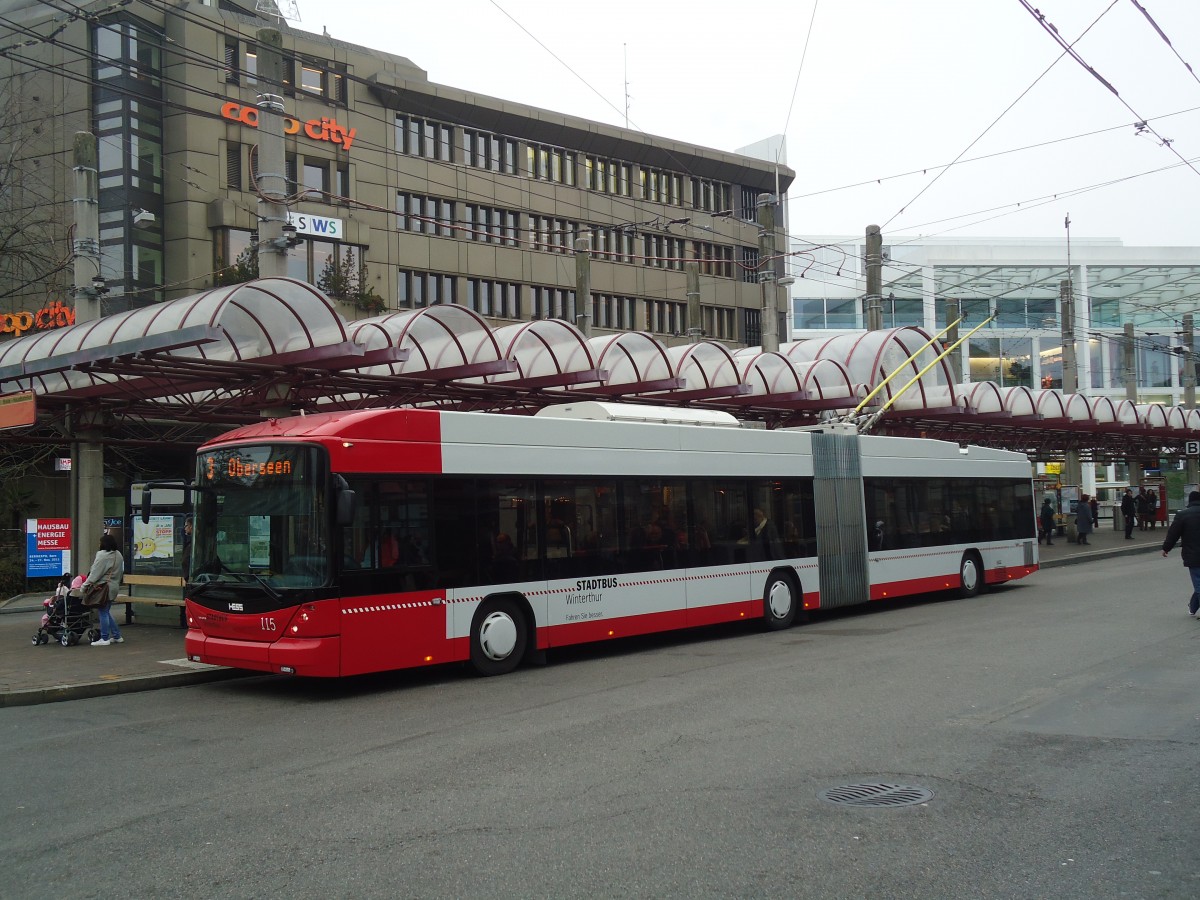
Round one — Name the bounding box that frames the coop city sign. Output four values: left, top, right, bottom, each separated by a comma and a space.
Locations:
219, 102, 357, 151
1, 300, 77, 337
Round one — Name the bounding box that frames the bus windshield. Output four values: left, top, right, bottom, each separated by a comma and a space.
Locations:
191, 444, 330, 589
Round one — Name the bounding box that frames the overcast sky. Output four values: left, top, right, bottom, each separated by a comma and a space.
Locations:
291, 0, 1200, 248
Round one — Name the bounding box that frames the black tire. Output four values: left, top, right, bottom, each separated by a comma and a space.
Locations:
31, 634, 39, 645
762, 571, 799, 630
958, 552, 985, 598
469, 598, 528, 676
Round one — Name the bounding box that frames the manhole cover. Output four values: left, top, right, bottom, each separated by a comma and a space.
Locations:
818, 782, 934, 808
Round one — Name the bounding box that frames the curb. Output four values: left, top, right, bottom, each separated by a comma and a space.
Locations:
0, 666, 251, 708
1040, 540, 1160, 568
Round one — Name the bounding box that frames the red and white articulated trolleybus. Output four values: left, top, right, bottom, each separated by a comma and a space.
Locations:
179, 402, 1037, 677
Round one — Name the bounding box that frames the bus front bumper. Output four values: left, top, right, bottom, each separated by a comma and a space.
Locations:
186, 630, 341, 677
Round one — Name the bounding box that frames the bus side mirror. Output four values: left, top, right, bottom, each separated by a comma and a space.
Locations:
336, 488, 358, 527
141, 490, 151, 524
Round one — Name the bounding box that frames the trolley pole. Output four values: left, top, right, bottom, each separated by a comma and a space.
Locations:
865, 225, 883, 332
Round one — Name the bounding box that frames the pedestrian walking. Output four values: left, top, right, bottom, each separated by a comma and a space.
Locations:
81, 532, 125, 646
1038, 497, 1056, 545
1162, 490, 1200, 617
1137, 489, 1151, 531
1074, 495, 1094, 545
1089, 496, 1099, 529
1121, 488, 1137, 539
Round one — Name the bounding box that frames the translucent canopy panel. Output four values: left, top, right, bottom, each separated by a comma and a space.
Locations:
1090, 397, 1118, 425
792, 359, 860, 401
1136, 403, 1168, 428
1166, 406, 1189, 430
487, 320, 598, 385
1186, 409, 1200, 431
960, 381, 1005, 415
799, 327, 958, 411
731, 350, 804, 396
661, 341, 743, 394
0, 278, 347, 396
1113, 400, 1140, 425
586, 332, 676, 392
999, 386, 1037, 418
1064, 394, 1094, 422
1031, 389, 1068, 419
778, 341, 864, 401
347, 305, 502, 377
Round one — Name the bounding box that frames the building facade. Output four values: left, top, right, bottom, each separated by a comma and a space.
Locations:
0, 0, 792, 348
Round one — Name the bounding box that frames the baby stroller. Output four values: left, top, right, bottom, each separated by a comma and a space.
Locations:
32, 576, 99, 647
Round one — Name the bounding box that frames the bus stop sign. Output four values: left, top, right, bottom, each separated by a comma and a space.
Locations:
1186, 440, 1200, 457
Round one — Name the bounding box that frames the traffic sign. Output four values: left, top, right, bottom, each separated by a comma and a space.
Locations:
1186, 440, 1200, 457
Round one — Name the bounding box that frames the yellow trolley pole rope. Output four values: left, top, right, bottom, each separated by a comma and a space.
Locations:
858, 314, 996, 434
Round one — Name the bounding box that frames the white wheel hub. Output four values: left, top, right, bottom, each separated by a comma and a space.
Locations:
768, 580, 793, 619
479, 611, 518, 661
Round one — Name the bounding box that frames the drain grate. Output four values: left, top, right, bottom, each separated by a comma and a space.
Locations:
819, 782, 934, 808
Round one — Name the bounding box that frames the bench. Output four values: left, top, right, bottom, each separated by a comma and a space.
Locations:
118, 574, 187, 627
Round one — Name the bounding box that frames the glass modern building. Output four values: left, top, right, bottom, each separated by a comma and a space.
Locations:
789, 235, 1200, 408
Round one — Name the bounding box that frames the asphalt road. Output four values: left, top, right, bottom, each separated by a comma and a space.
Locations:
2, 552, 1198, 899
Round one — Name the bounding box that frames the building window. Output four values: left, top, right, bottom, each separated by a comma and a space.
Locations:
645, 299, 686, 335
226, 143, 243, 191
224, 38, 239, 83
739, 186, 759, 222
467, 279, 522, 318
530, 286, 575, 321
466, 204, 519, 245
692, 178, 731, 213
397, 193, 455, 236
531, 216, 578, 253
526, 144, 576, 185
398, 269, 457, 308
692, 241, 733, 278
702, 306, 736, 340
396, 114, 453, 160
740, 247, 760, 283
593, 294, 637, 330
462, 129, 518, 174
640, 166, 682, 205
301, 159, 328, 199
584, 156, 631, 196
642, 234, 684, 271
742, 308, 761, 346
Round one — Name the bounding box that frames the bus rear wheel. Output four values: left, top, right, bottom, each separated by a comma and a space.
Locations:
470, 598, 528, 676
763, 572, 799, 630
958, 552, 986, 598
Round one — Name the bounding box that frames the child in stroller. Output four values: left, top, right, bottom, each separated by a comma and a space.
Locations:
33, 574, 99, 647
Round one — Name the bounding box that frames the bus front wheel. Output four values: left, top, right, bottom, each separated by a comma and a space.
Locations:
958, 552, 986, 598
470, 598, 528, 676
762, 572, 799, 630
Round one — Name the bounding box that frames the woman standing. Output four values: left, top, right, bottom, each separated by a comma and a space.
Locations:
1075, 495, 1094, 546
83, 533, 125, 646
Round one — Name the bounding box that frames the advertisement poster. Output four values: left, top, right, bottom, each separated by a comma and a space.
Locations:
132, 515, 178, 576
26, 518, 72, 578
